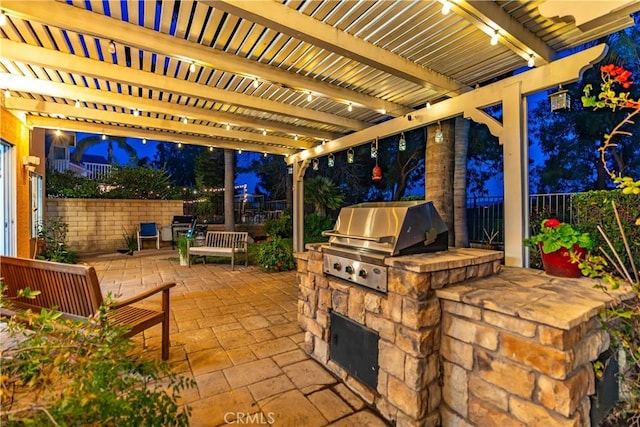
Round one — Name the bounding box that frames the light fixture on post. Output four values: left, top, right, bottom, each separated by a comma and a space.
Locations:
490, 30, 499, 46
527, 53, 535, 68
371, 138, 378, 158
328, 153, 335, 167
398, 132, 406, 152
108, 40, 116, 54
347, 148, 355, 164
549, 85, 571, 111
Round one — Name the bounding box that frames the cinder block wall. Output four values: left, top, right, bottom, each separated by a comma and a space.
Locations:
45, 199, 183, 253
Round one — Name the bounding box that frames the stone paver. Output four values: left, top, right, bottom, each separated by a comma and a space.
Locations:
83, 250, 388, 427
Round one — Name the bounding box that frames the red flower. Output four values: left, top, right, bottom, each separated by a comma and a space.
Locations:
276, 262, 282, 268
543, 219, 561, 228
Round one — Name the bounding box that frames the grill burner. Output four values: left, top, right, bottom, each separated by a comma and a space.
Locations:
322, 201, 447, 292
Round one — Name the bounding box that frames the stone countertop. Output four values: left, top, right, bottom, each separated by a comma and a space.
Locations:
436, 266, 635, 330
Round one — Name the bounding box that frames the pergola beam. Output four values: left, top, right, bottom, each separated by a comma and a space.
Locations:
26, 115, 295, 156
0, 73, 341, 142
4, 97, 312, 152
0, 39, 369, 132
209, 0, 471, 97
0, 0, 412, 117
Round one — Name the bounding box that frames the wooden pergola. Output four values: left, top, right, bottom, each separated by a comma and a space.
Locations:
0, 1, 637, 264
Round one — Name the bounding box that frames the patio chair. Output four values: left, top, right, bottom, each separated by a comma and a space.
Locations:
137, 222, 160, 250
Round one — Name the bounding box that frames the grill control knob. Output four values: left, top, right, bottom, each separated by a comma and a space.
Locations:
358, 269, 367, 279
333, 262, 341, 271
345, 265, 354, 274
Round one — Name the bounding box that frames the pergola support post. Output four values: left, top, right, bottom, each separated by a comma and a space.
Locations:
292, 159, 309, 253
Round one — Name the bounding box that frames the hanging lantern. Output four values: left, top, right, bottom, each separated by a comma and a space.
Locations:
328, 153, 335, 168
371, 138, 378, 158
287, 165, 293, 175
398, 132, 406, 151
372, 162, 382, 182
549, 85, 571, 111
312, 158, 319, 171
347, 148, 355, 164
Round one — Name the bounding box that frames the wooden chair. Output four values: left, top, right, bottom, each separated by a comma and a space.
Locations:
0, 256, 175, 360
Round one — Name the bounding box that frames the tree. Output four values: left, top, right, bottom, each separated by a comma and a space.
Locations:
454, 117, 470, 247
467, 108, 503, 196
246, 155, 289, 200
152, 142, 203, 187
426, 120, 454, 245
71, 135, 137, 165
304, 176, 344, 216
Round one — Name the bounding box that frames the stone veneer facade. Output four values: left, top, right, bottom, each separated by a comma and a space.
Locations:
296, 246, 503, 426
296, 246, 632, 427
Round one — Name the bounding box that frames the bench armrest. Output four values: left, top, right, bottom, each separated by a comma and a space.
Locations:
111, 282, 176, 309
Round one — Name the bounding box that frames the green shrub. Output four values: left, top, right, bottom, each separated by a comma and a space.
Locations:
304, 213, 334, 241
46, 170, 102, 198
255, 235, 296, 272
572, 190, 639, 272
264, 212, 292, 238
0, 287, 194, 426
36, 216, 78, 264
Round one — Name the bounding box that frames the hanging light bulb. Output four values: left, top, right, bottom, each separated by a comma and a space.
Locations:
347, 148, 355, 164
312, 158, 319, 171
328, 153, 335, 168
182, 117, 188, 124
294, 134, 298, 141
490, 30, 499, 46
209, 146, 213, 151
262, 129, 267, 136
238, 149, 242, 154
347, 102, 353, 112
0, 12, 7, 27
75, 100, 80, 108
189, 62, 196, 73
55, 129, 62, 136
108, 40, 116, 54
371, 138, 378, 159
441, 1, 451, 14
4, 89, 10, 98
263, 152, 268, 158
426, 101, 431, 109
102, 134, 107, 140
142, 138, 146, 144
307, 92, 313, 102
178, 142, 182, 148
527, 53, 535, 68
226, 123, 231, 130
398, 132, 406, 152
133, 108, 139, 116
253, 79, 259, 88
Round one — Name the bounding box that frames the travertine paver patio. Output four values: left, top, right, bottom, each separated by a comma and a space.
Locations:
82, 249, 388, 427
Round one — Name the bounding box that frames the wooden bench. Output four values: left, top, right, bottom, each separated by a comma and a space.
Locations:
0, 256, 175, 360
188, 231, 248, 270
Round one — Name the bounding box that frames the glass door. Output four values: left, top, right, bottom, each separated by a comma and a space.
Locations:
0, 139, 16, 256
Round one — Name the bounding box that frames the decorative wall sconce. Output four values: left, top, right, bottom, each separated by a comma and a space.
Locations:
347, 148, 355, 164
23, 155, 40, 173
312, 158, 319, 171
549, 85, 571, 111
328, 153, 335, 168
398, 132, 406, 151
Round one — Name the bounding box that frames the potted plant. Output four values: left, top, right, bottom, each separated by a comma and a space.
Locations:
176, 235, 190, 266
524, 218, 593, 278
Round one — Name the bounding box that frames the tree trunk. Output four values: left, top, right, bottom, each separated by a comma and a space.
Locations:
425, 121, 454, 246
453, 117, 470, 247
224, 149, 235, 231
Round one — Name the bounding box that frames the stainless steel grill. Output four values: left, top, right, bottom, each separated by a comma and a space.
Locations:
321, 201, 447, 292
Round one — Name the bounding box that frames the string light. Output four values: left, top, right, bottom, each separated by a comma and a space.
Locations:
178, 142, 182, 148
3, 89, 10, 98
527, 54, 535, 68
490, 30, 499, 46
238, 149, 242, 154
182, 117, 188, 124
263, 129, 267, 136
142, 138, 146, 144
263, 152, 268, 158
253, 79, 259, 88
441, 1, 451, 14
294, 134, 298, 141
189, 62, 196, 73
347, 103, 353, 112
226, 123, 231, 130
102, 134, 107, 140
307, 92, 313, 102
209, 146, 213, 151
426, 101, 431, 109
75, 100, 80, 108
133, 108, 139, 116
0, 12, 7, 27
108, 40, 116, 54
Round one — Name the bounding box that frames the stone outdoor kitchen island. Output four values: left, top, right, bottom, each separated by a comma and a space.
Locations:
295, 246, 633, 426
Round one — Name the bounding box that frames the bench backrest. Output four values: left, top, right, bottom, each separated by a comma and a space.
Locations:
0, 256, 104, 318
204, 231, 248, 248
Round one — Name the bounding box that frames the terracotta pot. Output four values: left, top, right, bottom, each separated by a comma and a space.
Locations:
539, 243, 585, 278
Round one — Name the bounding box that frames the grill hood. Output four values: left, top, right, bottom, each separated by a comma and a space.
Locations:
322, 201, 448, 256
